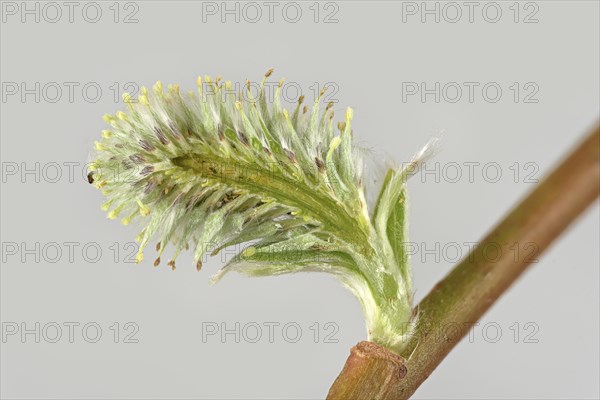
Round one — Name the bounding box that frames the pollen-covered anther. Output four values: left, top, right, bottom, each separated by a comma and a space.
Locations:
154, 257, 160, 267
298, 95, 305, 104
107, 207, 122, 219
153, 80, 163, 95
156, 241, 161, 252
196, 76, 203, 96
345, 107, 354, 120
168, 84, 180, 94
135, 252, 144, 264
265, 68, 274, 77
136, 199, 151, 216
196, 259, 203, 272
138, 94, 149, 106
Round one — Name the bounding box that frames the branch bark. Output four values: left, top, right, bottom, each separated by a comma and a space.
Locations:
327, 341, 407, 400
327, 124, 600, 400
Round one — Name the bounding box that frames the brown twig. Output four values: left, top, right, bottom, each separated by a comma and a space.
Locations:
327, 341, 407, 400
327, 124, 600, 400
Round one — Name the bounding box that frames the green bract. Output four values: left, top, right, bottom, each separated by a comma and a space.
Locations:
89, 70, 435, 353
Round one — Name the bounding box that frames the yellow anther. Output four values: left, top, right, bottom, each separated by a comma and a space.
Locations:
135, 231, 145, 243
107, 209, 120, 219
153, 80, 163, 94
136, 199, 150, 216
345, 107, 354, 121
196, 76, 203, 95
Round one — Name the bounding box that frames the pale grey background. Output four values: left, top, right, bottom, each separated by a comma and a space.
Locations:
1, 1, 599, 399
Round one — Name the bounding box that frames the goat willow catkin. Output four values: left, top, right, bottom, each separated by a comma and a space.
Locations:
89, 69, 436, 353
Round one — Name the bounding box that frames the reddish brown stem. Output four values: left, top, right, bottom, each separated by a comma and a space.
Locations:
327, 342, 407, 400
